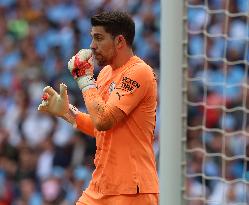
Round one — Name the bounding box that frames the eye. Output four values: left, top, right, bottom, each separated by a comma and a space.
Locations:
94, 35, 103, 42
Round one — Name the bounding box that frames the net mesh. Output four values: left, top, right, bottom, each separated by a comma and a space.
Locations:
184, 0, 249, 204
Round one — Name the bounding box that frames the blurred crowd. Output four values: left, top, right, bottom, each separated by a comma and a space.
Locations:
0, 0, 160, 204
186, 0, 249, 204
5, 0, 249, 204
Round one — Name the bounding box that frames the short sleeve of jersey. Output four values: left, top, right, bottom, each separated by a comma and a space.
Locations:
108, 64, 154, 115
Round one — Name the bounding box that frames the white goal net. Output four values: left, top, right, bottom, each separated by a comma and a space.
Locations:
184, 0, 249, 204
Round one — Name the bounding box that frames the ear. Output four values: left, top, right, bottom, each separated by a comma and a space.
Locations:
115, 35, 125, 49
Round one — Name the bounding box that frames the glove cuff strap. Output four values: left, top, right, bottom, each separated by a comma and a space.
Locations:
63, 104, 80, 128
77, 75, 96, 92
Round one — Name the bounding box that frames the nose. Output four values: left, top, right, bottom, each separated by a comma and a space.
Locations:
90, 40, 96, 50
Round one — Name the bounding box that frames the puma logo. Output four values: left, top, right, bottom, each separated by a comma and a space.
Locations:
116, 92, 124, 100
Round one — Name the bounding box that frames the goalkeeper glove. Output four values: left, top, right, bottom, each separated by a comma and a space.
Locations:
38, 83, 79, 125
68, 49, 96, 92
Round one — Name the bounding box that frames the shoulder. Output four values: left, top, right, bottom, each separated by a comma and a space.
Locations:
125, 57, 156, 82
118, 57, 156, 95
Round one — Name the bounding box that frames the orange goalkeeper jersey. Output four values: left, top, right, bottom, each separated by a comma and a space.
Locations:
77, 56, 159, 195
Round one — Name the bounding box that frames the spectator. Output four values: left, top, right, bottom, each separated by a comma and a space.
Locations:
0, 0, 160, 204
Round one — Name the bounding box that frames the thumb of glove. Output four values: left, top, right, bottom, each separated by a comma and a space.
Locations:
60, 83, 68, 102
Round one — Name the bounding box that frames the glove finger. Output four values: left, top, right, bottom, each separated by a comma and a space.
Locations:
60, 83, 68, 100
78, 49, 92, 61
88, 54, 94, 65
43, 86, 57, 96
37, 103, 48, 112
42, 92, 49, 101
68, 56, 75, 72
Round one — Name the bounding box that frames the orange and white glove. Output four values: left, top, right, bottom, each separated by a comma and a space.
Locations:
68, 49, 96, 92
38, 83, 79, 125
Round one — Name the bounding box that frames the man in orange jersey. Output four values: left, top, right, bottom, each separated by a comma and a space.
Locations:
38, 11, 159, 205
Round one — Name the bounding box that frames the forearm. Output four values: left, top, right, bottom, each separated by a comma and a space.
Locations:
82, 88, 122, 131
75, 112, 95, 137
60, 104, 95, 137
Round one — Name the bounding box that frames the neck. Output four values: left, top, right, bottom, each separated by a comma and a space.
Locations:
111, 49, 134, 70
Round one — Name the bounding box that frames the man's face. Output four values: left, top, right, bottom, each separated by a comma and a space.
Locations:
90, 26, 118, 67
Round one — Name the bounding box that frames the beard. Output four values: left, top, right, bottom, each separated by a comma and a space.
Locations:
93, 49, 117, 67
94, 54, 108, 66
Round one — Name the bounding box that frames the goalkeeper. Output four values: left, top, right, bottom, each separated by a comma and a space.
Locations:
38, 11, 159, 205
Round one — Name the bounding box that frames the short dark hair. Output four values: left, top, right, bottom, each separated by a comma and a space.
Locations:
91, 11, 135, 47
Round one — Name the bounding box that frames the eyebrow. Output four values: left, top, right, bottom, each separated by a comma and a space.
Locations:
90, 32, 104, 38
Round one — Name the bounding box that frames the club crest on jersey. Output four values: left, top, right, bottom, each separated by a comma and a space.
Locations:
109, 82, 116, 93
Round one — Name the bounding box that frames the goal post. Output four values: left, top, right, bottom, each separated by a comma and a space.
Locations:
159, 0, 185, 205
160, 0, 249, 204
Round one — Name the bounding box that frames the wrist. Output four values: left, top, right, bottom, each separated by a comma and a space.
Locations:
61, 104, 80, 128
62, 112, 76, 127
76, 75, 96, 92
